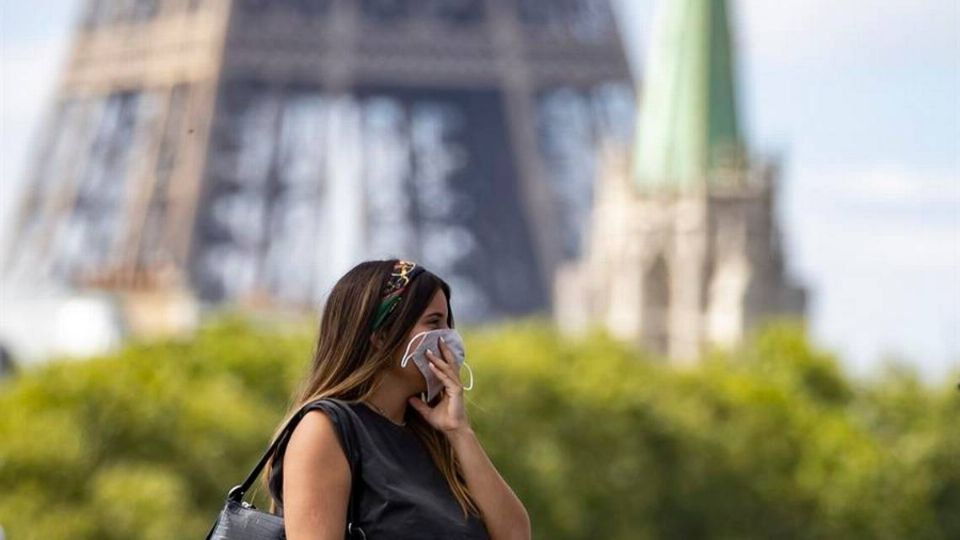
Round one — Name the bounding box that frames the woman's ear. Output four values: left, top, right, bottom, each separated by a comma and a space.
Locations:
370, 331, 385, 351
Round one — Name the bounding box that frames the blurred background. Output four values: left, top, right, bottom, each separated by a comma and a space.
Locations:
0, 1, 957, 539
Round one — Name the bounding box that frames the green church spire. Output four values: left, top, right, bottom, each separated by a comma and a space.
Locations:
632, 0, 744, 191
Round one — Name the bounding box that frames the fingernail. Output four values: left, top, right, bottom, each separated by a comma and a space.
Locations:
439, 336, 445, 344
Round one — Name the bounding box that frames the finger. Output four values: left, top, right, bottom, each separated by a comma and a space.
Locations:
407, 395, 431, 415
437, 338, 463, 377
428, 361, 462, 394
435, 338, 454, 364
427, 349, 460, 382
427, 356, 452, 380
426, 348, 450, 372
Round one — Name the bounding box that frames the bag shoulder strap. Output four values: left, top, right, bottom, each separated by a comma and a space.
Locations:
228, 397, 363, 525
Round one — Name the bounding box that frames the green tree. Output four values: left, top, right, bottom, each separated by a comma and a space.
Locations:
0, 312, 955, 539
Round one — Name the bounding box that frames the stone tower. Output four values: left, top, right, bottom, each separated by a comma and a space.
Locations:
554, 0, 806, 361
4, 0, 633, 323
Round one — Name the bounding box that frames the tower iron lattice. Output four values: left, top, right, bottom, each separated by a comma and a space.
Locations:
5, 0, 634, 322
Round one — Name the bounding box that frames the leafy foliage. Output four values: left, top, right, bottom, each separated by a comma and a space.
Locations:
0, 312, 955, 539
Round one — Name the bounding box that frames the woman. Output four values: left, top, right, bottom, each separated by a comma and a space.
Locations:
262, 259, 531, 539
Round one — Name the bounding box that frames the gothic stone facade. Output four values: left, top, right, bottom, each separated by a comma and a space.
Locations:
554, 146, 807, 362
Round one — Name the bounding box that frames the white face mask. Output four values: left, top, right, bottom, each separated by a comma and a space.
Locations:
400, 328, 474, 402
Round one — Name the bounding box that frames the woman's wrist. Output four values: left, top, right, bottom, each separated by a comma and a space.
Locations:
444, 425, 475, 443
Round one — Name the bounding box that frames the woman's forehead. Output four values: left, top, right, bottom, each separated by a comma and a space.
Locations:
425, 289, 448, 314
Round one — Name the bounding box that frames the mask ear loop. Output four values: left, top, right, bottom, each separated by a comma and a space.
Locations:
400, 330, 430, 368
461, 362, 474, 391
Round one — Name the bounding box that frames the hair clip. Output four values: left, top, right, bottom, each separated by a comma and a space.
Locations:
371, 260, 425, 331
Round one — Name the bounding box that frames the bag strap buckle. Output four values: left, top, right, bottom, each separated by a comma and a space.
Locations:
348, 522, 367, 539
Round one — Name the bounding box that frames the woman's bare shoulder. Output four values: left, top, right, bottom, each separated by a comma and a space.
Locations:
285, 409, 351, 474
283, 410, 352, 536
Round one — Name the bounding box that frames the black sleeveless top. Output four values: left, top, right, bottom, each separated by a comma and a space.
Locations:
271, 399, 490, 539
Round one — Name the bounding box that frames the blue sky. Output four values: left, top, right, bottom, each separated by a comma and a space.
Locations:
1, 0, 958, 380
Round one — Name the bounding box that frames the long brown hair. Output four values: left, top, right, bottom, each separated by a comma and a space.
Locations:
261, 259, 480, 519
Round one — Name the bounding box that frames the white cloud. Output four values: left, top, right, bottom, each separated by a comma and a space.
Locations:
779, 164, 960, 379
786, 165, 959, 271
800, 166, 960, 210
737, 0, 958, 70
0, 32, 74, 270
618, 0, 959, 72
1, 38, 70, 166
838, 168, 960, 203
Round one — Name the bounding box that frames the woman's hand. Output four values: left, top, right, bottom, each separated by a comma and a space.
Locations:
407, 336, 471, 437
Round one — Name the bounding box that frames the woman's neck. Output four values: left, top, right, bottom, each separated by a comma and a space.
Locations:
365, 371, 412, 425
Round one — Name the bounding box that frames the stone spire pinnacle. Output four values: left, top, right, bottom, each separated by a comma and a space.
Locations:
632, 0, 743, 190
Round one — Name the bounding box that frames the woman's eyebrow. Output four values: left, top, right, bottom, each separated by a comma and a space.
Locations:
424, 311, 445, 319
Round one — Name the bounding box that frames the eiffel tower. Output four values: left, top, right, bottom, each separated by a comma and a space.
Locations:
5, 0, 633, 322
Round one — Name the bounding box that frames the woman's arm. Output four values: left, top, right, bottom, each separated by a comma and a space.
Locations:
409, 342, 532, 540
282, 411, 352, 540
446, 426, 532, 540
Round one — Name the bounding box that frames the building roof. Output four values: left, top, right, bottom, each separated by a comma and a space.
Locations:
632, 0, 743, 190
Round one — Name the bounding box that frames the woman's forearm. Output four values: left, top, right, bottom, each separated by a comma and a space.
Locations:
446, 427, 531, 540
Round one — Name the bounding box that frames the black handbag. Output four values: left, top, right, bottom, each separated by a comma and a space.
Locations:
204, 397, 366, 539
